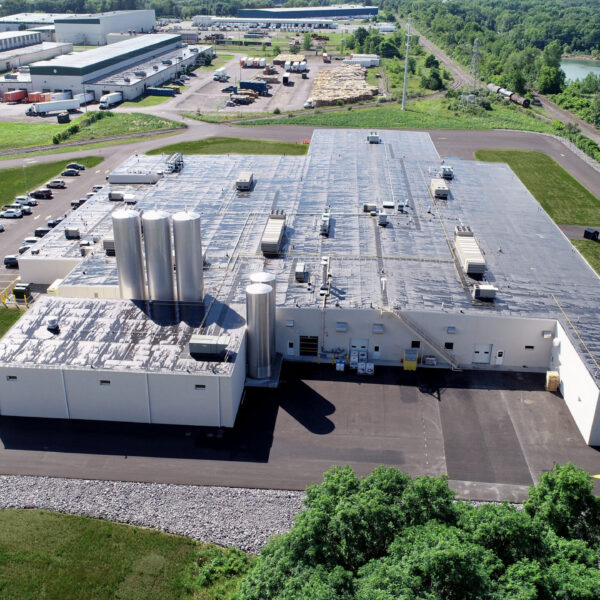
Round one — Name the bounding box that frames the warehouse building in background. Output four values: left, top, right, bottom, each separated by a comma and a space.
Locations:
3, 130, 600, 446
54, 10, 156, 45
0, 13, 72, 32
0, 34, 213, 100
0, 30, 72, 71
237, 5, 378, 20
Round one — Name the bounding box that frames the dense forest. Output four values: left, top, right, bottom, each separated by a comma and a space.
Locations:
219, 463, 600, 599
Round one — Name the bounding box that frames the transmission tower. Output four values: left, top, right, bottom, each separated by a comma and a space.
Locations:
401, 18, 411, 111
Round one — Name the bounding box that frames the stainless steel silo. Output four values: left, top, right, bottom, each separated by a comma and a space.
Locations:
112, 209, 146, 300
246, 282, 274, 379
172, 211, 203, 303
142, 210, 175, 302
249, 272, 276, 360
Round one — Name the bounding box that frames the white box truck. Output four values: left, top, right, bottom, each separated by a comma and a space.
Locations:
26, 98, 81, 116
99, 92, 123, 109
74, 91, 95, 105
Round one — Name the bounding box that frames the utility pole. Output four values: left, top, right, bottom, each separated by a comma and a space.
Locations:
470, 38, 481, 89
401, 18, 411, 110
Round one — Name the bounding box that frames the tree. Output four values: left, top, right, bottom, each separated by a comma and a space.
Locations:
354, 26, 369, 48
537, 65, 565, 94
302, 33, 312, 51
378, 39, 400, 59
421, 68, 444, 90
425, 53, 439, 69
524, 462, 600, 544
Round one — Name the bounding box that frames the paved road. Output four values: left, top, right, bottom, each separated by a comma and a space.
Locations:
0, 365, 599, 502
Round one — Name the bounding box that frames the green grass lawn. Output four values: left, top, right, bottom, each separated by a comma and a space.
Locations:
0, 113, 184, 152
0, 308, 22, 335
0, 510, 251, 600
474, 149, 600, 225
572, 239, 600, 273
146, 136, 309, 156
241, 97, 554, 133
121, 95, 172, 108
197, 54, 234, 70
1, 156, 103, 204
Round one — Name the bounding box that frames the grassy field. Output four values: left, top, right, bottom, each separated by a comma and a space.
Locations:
147, 136, 308, 156
197, 54, 234, 70
121, 95, 172, 108
0, 113, 183, 152
0, 308, 22, 336
1, 156, 103, 204
474, 150, 600, 225
0, 510, 251, 600
572, 239, 600, 273
241, 96, 555, 132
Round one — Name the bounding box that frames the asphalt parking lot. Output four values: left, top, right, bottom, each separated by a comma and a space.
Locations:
0, 363, 598, 501
0, 159, 109, 288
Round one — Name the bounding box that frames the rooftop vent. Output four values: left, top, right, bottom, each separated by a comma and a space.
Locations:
455, 225, 473, 237
189, 334, 230, 359
472, 284, 497, 301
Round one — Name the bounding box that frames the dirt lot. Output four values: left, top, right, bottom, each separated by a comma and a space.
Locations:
174, 54, 339, 114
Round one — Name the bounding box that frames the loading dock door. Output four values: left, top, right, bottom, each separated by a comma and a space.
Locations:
350, 339, 369, 352
473, 344, 492, 364
299, 336, 319, 356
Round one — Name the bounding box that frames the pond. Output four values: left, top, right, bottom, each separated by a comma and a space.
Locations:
561, 59, 600, 82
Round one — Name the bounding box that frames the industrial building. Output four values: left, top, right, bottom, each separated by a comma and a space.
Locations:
2, 129, 600, 446
53, 11, 156, 46
0, 13, 72, 32
0, 34, 213, 100
0, 11, 156, 45
0, 33, 72, 72
237, 6, 378, 20
193, 15, 338, 30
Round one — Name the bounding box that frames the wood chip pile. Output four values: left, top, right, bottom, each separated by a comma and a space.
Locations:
273, 53, 306, 65
311, 64, 378, 106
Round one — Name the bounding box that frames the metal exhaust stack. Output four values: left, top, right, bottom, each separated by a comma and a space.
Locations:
173, 211, 203, 303
112, 209, 146, 300
142, 210, 175, 302
249, 271, 276, 361
246, 282, 274, 379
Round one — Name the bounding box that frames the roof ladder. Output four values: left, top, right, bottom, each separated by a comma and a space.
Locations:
383, 307, 461, 370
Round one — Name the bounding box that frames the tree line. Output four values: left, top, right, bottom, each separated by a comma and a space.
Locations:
231, 463, 600, 599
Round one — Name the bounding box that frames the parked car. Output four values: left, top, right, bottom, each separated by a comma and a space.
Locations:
46, 180, 66, 189
18, 245, 32, 255
0, 224, 5, 232
66, 162, 85, 170
180, 74, 190, 80
47, 217, 64, 228
221, 85, 236, 93
61, 169, 80, 177
1, 209, 23, 219
18, 205, 32, 215
85, 192, 95, 199
3, 255, 18, 268
14, 196, 37, 207
92, 185, 103, 192
30, 189, 53, 199
23, 237, 39, 246
34, 227, 51, 238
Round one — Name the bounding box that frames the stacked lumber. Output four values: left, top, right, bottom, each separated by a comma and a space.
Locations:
311, 64, 378, 106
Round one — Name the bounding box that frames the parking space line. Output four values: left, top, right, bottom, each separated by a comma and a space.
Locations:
45, 215, 51, 220
34, 215, 40, 220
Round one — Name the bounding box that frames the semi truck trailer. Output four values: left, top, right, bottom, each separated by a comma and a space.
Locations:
26, 98, 81, 116
99, 92, 123, 109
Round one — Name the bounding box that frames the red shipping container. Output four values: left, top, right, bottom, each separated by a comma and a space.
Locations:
4, 89, 26, 102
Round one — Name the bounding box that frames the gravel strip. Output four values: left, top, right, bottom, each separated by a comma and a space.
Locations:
0, 475, 305, 554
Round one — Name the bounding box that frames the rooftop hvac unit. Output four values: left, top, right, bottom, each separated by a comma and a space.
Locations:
472, 284, 497, 301
320, 208, 331, 236
124, 77, 130, 82
189, 334, 230, 358
261, 210, 286, 255
430, 178, 449, 199
134, 71, 147, 77
367, 131, 380, 144
455, 233, 486, 276
65, 228, 80, 240
103, 238, 115, 256
236, 171, 254, 190
455, 225, 473, 237
295, 262, 308, 282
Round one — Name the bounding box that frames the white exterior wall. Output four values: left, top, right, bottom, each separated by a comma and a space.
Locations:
55, 11, 156, 45
276, 306, 554, 371
219, 331, 247, 427
552, 323, 600, 444
0, 367, 68, 418
64, 369, 149, 422
0, 31, 41, 51
57, 284, 120, 299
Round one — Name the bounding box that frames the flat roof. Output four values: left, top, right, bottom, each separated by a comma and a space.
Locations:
0, 42, 71, 67
0, 30, 40, 40
0, 13, 72, 24
240, 5, 377, 14
54, 10, 155, 24
0, 296, 243, 375
29, 34, 180, 77
12, 129, 600, 382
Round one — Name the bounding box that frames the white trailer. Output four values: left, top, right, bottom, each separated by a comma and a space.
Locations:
99, 92, 123, 109
26, 98, 81, 116
74, 91, 95, 105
